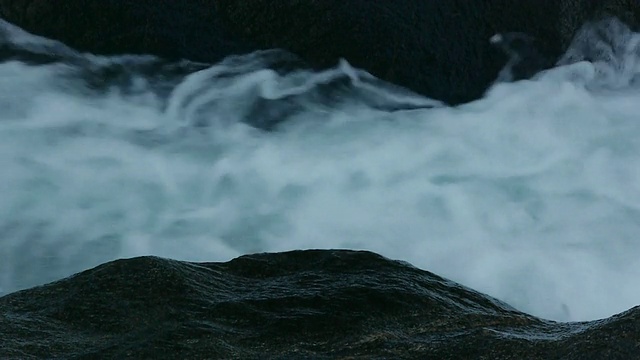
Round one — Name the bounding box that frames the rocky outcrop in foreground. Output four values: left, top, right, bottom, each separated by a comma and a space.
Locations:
1, 250, 638, 359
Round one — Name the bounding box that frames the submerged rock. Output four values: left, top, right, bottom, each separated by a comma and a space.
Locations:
1, 250, 638, 359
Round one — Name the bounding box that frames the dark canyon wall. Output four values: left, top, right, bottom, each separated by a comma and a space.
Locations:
1, 0, 638, 104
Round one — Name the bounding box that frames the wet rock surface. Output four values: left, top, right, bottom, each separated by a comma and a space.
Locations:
214, 0, 640, 104
0, 0, 249, 63
1, 250, 638, 359
1, 1, 639, 105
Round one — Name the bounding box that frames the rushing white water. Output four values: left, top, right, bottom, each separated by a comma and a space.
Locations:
1, 18, 639, 322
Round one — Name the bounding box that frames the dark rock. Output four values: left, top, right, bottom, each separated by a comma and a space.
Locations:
0, 0, 250, 63
1, 1, 639, 105
1, 249, 639, 359
490, 32, 552, 82
214, 0, 640, 104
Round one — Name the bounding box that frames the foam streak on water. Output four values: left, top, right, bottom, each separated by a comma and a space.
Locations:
1, 19, 639, 322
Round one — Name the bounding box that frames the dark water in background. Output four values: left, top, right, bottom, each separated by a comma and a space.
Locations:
1, 18, 640, 322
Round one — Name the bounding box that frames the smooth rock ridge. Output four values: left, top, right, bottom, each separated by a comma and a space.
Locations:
1, 250, 639, 359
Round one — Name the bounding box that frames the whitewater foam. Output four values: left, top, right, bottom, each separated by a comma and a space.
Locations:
1, 18, 639, 322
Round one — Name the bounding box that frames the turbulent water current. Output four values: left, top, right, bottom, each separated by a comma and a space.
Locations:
1, 19, 640, 322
